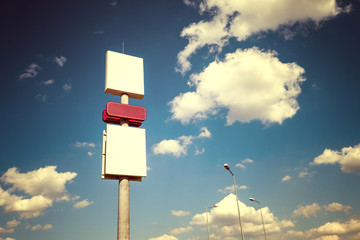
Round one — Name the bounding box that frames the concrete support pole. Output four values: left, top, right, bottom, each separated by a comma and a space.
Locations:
118, 93, 130, 240
118, 177, 129, 240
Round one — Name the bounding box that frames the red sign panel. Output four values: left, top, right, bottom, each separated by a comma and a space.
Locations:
106, 102, 146, 121
102, 109, 142, 127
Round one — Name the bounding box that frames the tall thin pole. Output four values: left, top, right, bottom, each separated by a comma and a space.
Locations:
206, 205, 217, 240
250, 198, 267, 240
258, 202, 267, 240
224, 164, 244, 240
232, 174, 245, 240
118, 93, 130, 240
206, 207, 210, 240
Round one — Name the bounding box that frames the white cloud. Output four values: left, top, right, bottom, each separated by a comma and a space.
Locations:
152, 137, 192, 158
0, 227, 14, 234
190, 194, 293, 239
218, 185, 247, 194
19, 63, 41, 79
198, 127, 211, 138
147, 166, 152, 171
241, 158, 253, 164
169, 226, 193, 235
148, 234, 178, 240
183, 0, 198, 8
34, 93, 48, 103
170, 47, 305, 125
195, 147, 205, 155
292, 202, 352, 219
42, 79, 55, 85
313, 236, 340, 240
109, 1, 118, 6
323, 202, 351, 215
53, 56, 67, 67
292, 203, 322, 218
288, 218, 360, 239
63, 83, 72, 92
177, 0, 348, 74
171, 210, 191, 217
6, 220, 20, 228
73, 199, 94, 209
0, 166, 77, 219
152, 128, 211, 157
311, 144, 360, 174
30, 224, 52, 231
87, 152, 95, 156
75, 142, 96, 148
236, 158, 254, 169
281, 175, 292, 182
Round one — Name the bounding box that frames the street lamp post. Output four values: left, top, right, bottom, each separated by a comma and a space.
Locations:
224, 164, 245, 240
249, 198, 267, 240
206, 205, 217, 240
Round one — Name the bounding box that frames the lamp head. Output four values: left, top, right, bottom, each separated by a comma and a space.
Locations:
224, 164, 230, 170
249, 198, 255, 201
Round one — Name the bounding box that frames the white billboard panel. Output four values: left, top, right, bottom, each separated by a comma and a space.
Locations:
105, 50, 144, 99
102, 124, 147, 179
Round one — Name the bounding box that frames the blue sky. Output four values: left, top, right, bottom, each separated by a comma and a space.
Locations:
1, 0, 360, 239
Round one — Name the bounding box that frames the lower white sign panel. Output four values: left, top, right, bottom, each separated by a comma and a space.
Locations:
102, 124, 146, 179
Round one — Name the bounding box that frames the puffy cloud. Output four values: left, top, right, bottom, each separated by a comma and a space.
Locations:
195, 147, 205, 155
235, 163, 246, 169
0, 227, 14, 234
53, 56, 67, 67
6, 220, 20, 228
1, 166, 76, 200
75, 142, 96, 148
323, 202, 351, 215
169, 226, 193, 235
87, 152, 95, 156
171, 210, 191, 217
311, 144, 360, 174
198, 127, 211, 138
63, 83, 72, 92
292, 202, 351, 219
109, 1, 117, 7
190, 194, 293, 239
177, 0, 348, 73
313, 236, 340, 240
34, 93, 48, 103
152, 127, 211, 157
148, 234, 178, 240
19, 63, 41, 79
42, 79, 55, 85
152, 137, 193, 158
218, 185, 247, 194
29, 224, 53, 231
241, 158, 253, 164
288, 218, 360, 239
73, 199, 94, 209
0, 166, 77, 219
236, 158, 254, 169
281, 175, 292, 182
292, 203, 322, 218
170, 47, 305, 125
